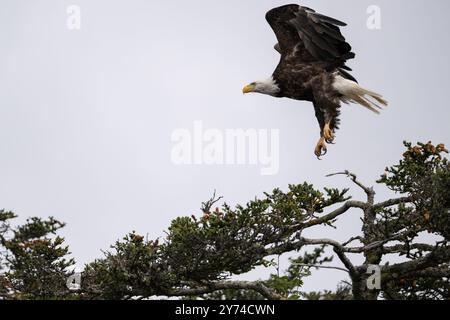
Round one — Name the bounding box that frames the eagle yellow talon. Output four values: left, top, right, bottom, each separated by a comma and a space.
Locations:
324, 122, 334, 143
315, 137, 328, 158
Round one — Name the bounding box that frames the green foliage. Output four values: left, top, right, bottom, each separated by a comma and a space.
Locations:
375, 142, 450, 299
379, 141, 449, 194
303, 283, 353, 300
383, 273, 450, 300
82, 233, 171, 299
0, 214, 74, 300
197, 246, 332, 300
268, 246, 333, 300
164, 183, 348, 282
81, 184, 349, 299
379, 142, 450, 240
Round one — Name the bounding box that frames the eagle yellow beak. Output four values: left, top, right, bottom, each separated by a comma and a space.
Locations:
242, 84, 255, 94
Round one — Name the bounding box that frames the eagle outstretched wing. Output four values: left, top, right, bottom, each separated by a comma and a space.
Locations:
266, 4, 355, 65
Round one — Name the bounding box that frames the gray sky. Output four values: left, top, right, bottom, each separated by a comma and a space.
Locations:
1, 0, 449, 293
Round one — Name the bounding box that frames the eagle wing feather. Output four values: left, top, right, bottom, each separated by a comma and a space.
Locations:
266, 4, 354, 64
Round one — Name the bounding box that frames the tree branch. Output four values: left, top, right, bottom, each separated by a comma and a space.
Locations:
201, 190, 223, 214
300, 200, 366, 229
382, 243, 435, 254
267, 237, 357, 278
405, 267, 450, 278
374, 196, 412, 210
342, 236, 364, 247
327, 171, 375, 202
343, 229, 425, 253
162, 280, 284, 300
292, 263, 350, 274
382, 246, 450, 277
333, 248, 358, 277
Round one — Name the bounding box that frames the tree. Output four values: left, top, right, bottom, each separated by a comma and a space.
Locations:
81, 141, 450, 300
0, 212, 74, 300
1, 141, 449, 300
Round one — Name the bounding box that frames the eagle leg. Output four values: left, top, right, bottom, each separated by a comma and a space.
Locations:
323, 121, 334, 144
314, 137, 328, 159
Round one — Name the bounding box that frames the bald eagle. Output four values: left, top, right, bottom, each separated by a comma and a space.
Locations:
243, 4, 387, 158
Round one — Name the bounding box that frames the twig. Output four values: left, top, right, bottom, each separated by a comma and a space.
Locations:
342, 236, 364, 247
327, 171, 375, 202
373, 196, 412, 210
267, 237, 357, 277
201, 190, 223, 214
300, 200, 366, 229
162, 280, 284, 300
292, 263, 350, 274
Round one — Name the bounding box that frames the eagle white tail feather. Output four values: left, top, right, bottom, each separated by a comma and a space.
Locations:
333, 75, 388, 114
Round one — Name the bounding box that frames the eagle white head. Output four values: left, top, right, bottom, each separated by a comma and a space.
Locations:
243, 77, 280, 97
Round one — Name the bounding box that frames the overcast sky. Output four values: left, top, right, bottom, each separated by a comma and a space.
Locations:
1, 0, 449, 293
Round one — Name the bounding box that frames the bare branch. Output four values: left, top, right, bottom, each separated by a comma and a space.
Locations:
292, 263, 350, 274
342, 236, 364, 247
343, 229, 424, 253
374, 196, 412, 210
333, 248, 358, 277
201, 190, 223, 214
299, 237, 346, 249
267, 237, 358, 278
383, 243, 436, 254
327, 171, 375, 201
162, 280, 284, 300
300, 200, 366, 229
